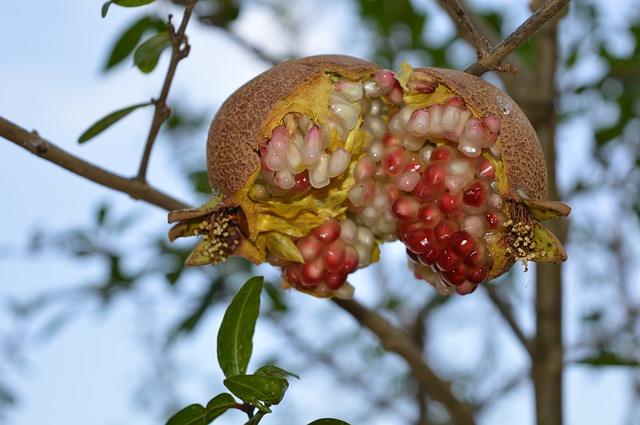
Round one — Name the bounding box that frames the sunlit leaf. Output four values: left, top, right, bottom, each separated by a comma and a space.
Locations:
255, 365, 300, 380
165, 394, 236, 425
78, 102, 152, 143
104, 15, 166, 70
102, 0, 155, 18
224, 374, 288, 405
133, 32, 170, 73
217, 276, 263, 377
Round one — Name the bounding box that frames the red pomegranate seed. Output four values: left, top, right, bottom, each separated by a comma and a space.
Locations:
456, 281, 477, 295
397, 220, 422, 242
392, 196, 420, 221
404, 154, 423, 173
382, 132, 400, 147
384, 183, 400, 204
436, 247, 460, 271
417, 203, 442, 227
484, 210, 501, 229
405, 228, 436, 254
412, 179, 439, 202
296, 236, 323, 261
418, 248, 438, 266
446, 96, 465, 108
423, 163, 447, 188
324, 240, 346, 272
284, 264, 302, 285
342, 246, 359, 274
476, 158, 495, 180
301, 258, 325, 286
382, 146, 409, 176
430, 146, 454, 162
463, 181, 487, 207
438, 191, 462, 215
294, 170, 311, 192
406, 248, 419, 262
449, 231, 476, 256
467, 266, 488, 284
463, 248, 486, 267
325, 271, 348, 289
434, 220, 457, 245
441, 268, 466, 286
313, 219, 341, 243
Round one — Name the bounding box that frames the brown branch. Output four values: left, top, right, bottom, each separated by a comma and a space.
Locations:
0, 116, 188, 211
484, 284, 532, 355
333, 298, 476, 425
438, 0, 492, 57
136, 0, 198, 182
218, 28, 283, 66
464, 0, 569, 76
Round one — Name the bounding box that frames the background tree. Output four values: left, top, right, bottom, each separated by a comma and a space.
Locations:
1, 0, 639, 424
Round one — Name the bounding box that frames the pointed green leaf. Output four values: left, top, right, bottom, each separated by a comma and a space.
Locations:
577, 352, 640, 367
166, 393, 237, 425
78, 102, 152, 143
133, 32, 170, 73
224, 374, 288, 405
255, 365, 299, 380
307, 420, 350, 425
101, 1, 113, 18
104, 15, 166, 70
114, 0, 156, 6
217, 276, 263, 377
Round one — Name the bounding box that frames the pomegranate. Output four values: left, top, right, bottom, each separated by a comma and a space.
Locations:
168, 55, 570, 298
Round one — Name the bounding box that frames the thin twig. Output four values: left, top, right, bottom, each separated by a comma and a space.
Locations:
464, 0, 569, 76
218, 28, 283, 66
0, 116, 187, 211
438, 0, 492, 57
136, 0, 198, 182
332, 298, 476, 425
483, 284, 532, 355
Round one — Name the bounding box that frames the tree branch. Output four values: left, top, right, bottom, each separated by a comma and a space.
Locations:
0, 116, 188, 211
438, 0, 492, 57
332, 298, 476, 425
463, 0, 569, 76
136, 0, 198, 182
483, 284, 532, 355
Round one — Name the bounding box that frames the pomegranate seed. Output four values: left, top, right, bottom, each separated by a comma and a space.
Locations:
405, 228, 436, 254
436, 247, 460, 271
423, 163, 447, 187
324, 240, 346, 272
430, 146, 454, 162
382, 146, 409, 176
438, 191, 462, 215
382, 132, 400, 147
403, 154, 423, 173
467, 266, 488, 284
406, 248, 419, 262
476, 158, 495, 180
412, 179, 438, 201
463, 248, 486, 267
294, 170, 311, 192
434, 220, 457, 245
441, 268, 466, 286
314, 219, 341, 243
355, 156, 377, 182
449, 231, 476, 256
456, 281, 477, 295
397, 221, 422, 242
484, 210, 502, 229
463, 181, 487, 207
446, 96, 465, 108
284, 265, 302, 285
418, 248, 438, 266
301, 258, 325, 286
325, 271, 348, 289
395, 171, 420, 192
417, 203, 442, 227
296, 236, 323, 261
342, 246, 359, 274
392, 196, 420, 221
384, 183, 400, 203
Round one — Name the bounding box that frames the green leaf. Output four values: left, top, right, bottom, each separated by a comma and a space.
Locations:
104, 15, 166, 70
224, 374, 288, 405
133, 32, 170, 73
255, 365, 299, 380
78, 102, 152, 143
165, 393, 237, 425
101, 1, 112, 18
577, 352, 640, 367
217, 276, 263, 377
307, 420, 351, 425
114, 0, 156, 7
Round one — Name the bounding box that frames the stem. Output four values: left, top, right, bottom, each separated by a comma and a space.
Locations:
136, 0, 197, 182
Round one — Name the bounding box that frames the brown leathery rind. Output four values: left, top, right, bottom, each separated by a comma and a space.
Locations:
412, 67, 548, 201
207, 55, 379, 197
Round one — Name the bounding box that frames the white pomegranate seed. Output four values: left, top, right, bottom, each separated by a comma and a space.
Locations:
326, 119, 345, 141
389, 84, 404, 104
395, 171, 420, 192
445, 174, 468, 195
298, 115, 312, 132
364, 116, 386, 137
355, 156, 376, 181
407, 109, 429, 137
441, 105, 461, 133
269, 127, 290, 153
301, 126, 323, 165
355, 243, 372, 267
403, 135, 425, 152
369, 141, 384, 162
333, 282, 355, 299
419, 145, 434, 163
285, 142, 303, 174
274, 169, 295, 189
368, 99, 383, 115
488, 193, 503, 209
453, 110, 472, 141
374, 70, 395, 94
426, 104, 444, 136
348, 183, 366, 206
340, 219, 358, 244
264, 150, 286, 172
363, 79, 382, 97
449, 158, 473, 179
357, 227, 375, 248
373, 193, 388, 210
335, 81, 363, 102
330, 98, 360, 132
328, 148, 351, 178
460, 215, 485, 238
309, 153, 330, 188
388, 106, 413, 135
459, 119, 483, 158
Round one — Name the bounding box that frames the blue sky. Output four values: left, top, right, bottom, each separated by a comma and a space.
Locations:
0, 1, 637, 424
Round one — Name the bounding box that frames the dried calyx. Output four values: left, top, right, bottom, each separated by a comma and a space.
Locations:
168, 55, 570, 298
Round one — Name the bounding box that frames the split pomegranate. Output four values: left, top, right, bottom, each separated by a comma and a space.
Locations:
168, 55, 570, 298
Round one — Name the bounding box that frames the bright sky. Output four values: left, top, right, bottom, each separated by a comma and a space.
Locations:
0, 1, 636, 424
